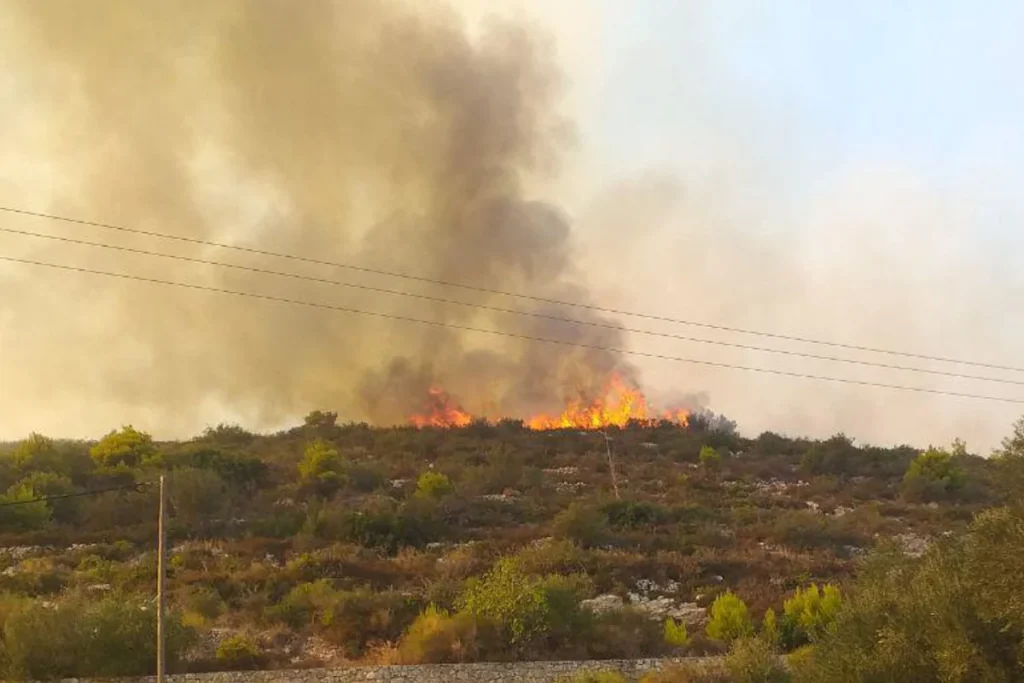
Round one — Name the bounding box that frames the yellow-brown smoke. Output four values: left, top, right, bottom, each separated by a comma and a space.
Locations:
0, 1, 637, 436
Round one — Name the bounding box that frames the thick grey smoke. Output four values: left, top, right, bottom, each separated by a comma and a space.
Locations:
0, 0, 635, 436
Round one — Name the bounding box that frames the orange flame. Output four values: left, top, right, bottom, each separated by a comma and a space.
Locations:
660, 408, 691, 428
406, 375, 691, 430
526, 374, 688, 430
408, 386, 473, 428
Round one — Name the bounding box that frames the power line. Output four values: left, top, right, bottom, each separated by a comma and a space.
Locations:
0, 482, 146, 508
1, 204, 1019, 374
3, 225, 1022, 388
3, 253, 1023, 406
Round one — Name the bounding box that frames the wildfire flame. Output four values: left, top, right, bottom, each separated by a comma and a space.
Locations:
407, 386, 473, 428
526, 374, 653, 430
406, 374, 689, 430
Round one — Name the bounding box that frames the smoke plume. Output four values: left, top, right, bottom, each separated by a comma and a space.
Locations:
0, 0, 633, 436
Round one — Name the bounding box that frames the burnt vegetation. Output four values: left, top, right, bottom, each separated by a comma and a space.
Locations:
0, 414, 1022, 682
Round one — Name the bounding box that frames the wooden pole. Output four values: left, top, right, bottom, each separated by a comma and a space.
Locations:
157, 475, 166, 683
603, 431, 621, 500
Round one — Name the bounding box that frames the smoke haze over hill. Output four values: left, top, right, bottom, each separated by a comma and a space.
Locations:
0, 1, 1021, 449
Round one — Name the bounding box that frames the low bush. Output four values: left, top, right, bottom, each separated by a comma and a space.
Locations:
2, 593, 195, 680
215, 634, 264, 670
396, 605, 483, 664
725, 637, 789, 683
706, 591, 753, 644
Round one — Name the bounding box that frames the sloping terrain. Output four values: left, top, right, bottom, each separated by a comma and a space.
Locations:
0, 415, 1004, 678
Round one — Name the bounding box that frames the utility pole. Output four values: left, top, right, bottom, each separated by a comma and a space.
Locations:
602, 430, 621, 500
156, 475, 166, 683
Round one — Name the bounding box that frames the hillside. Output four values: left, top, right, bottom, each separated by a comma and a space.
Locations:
0, 414, 1018, 681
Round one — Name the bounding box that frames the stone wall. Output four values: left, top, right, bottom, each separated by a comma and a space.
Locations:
69, 658, 722, 683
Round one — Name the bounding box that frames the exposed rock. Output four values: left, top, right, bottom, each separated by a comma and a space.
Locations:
299, 635, 346, 664
633, 578, 680, 595
895, 533, 930, 558
629, 595, 706, 625
580, 594, 624, 614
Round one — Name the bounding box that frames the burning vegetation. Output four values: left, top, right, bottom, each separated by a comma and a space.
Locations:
406, 373, 691, 430
407, 387, 474, 429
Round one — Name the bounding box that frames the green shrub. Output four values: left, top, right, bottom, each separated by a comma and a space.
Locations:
552, 503, 608, 547
167, 467, 228, 526
416, 471, 454, 500
761, 608, 779, 648
664, 618, 690, 647
183, 585, 225, 621
584, 608, 666, 660
903, 447, 965, 501
0, 482, 51, 531
216, 634, 264, 670
319, 588, 419, 657
699, 446, 722, 468
330, 500, 445, 551
458, 557, 550, 647
780, 584, 841, 649
16, 472, 78, 524
396, 605, 481, 664
298, 439, 345, 494
725, 637, 789, 683
706, 591, 753, 643
2, 593, 195, 680
603, 500, 668, 530
90, 425, 158, 468
266, 579, 336, 628
794, 507, 1024, 682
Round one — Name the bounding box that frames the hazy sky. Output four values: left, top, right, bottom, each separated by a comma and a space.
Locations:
1, 1, 1022, 449
520, 1, 1024, 449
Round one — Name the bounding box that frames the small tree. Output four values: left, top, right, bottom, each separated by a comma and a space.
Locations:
761, 607, 780, 648
780, 584, 841, 649
903, 447, 964, 501
725, 637, 790, 683
416, 471, 454, 500
13, 433, 60, 472
457, 557, 550, 647
304, 410, 338, 430
699, 445, 722, 469
706, 591, 753, 643
17, 472, 77, 524
298, 439, 344, 494
216, 634, 264, 670
168, 467, 228, 527
994, 416, 1024, 502
553, 503, 608, 547
663, 618, 689, 647
0, 481, 51, 531
397, 605, 480, 664
3, 594, 194, 679
90, 425, 158, 469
